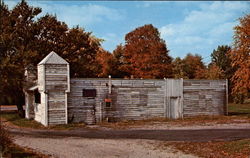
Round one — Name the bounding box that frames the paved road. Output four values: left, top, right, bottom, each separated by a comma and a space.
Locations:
5, 122, 250, 158
7, 125, 250, 142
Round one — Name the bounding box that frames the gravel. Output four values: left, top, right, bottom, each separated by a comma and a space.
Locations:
14, 136, 197, 158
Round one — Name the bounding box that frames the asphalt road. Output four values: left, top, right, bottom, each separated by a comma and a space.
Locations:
8, 125, 250, 142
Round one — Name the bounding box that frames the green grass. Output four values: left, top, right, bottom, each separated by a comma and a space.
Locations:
0, 111, 85, 130
1, 111, 45, 129
228, 99, 250, 117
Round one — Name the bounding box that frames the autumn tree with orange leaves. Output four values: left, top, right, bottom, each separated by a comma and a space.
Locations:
182, 53, 206, 79
122, 24, 172, 79
0, 1, 102, 113
229, 14, 250, 103
205, 64, 224, 79
96, 49, 113, 77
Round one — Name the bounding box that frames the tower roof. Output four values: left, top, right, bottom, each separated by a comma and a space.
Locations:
38, 51, 68, 65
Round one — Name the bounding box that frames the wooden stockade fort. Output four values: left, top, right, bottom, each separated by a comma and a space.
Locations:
24, 51, 228, 126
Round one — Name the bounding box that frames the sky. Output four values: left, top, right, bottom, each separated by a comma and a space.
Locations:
5, 1, 250, 64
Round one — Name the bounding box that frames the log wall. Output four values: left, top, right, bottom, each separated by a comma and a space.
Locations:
68, 79, 227, 124
183, 80, 227, 117
45, 64, 68, 125
68, 79, 166, 124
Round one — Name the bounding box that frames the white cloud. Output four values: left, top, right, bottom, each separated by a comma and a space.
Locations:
53, 4, 123, 27
4, 1, 18, 9
160, 25, 175, 36
160, 1, 250, 58
101, 33, 124, 52
6, 1, 123, 28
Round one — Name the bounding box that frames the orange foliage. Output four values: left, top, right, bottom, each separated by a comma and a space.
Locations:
182, 53, 206, 79
205, 64, 225, 79
96, 49, 113, 77
230, 14, 250, 97
122, 24, 172, 79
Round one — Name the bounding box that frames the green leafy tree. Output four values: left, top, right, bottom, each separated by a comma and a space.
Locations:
211, 45, 234, 78
210, 45, 235, 101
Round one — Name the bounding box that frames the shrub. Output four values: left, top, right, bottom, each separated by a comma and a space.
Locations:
233, 93, 245, 104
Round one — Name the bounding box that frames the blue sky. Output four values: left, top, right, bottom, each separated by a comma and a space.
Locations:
5, 1, 250, 64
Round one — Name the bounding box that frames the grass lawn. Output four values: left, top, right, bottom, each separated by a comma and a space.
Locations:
228, 99, 250, 116
1, 111, 46, 129
0, 111, 85, 130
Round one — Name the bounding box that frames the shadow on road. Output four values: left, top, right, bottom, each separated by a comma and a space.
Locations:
9, 128, 250, 143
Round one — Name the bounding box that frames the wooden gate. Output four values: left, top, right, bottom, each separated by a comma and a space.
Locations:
165, 79, 183, 119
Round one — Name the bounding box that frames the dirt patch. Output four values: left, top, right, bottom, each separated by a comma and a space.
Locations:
14, 136, 197, 158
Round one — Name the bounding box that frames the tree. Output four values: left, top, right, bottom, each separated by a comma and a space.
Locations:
229, 14, 250, 103
110, 44, 129, 78
172, 57, 188, 79
211, 45, 231, 71
122, 24, 172, 79
0, 1, 103, 114
0, 0, 42, 115
96, 49, 113, 77
182, 53, 206, 79
211, 45, 234, 78
210, 45, 235, 101
205, 64, 224, 79
97, 44, 129, 78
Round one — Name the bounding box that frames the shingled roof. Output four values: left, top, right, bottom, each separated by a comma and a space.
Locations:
38, 51, 68, 65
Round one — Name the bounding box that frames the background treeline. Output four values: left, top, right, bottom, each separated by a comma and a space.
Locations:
0, 1, 249, 109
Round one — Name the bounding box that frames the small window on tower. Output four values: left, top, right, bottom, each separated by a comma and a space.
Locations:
82, 89, 96, 98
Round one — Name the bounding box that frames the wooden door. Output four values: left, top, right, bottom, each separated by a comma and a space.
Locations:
84, 98, 96, 125
165, 79, 183, 119
170, 97, 181, 119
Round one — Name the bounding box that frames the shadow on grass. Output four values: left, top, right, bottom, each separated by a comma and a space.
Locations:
4, 144, 46, 158
1, 111, 45, 129
0, 111, 20, 121
228, 112, 250, 116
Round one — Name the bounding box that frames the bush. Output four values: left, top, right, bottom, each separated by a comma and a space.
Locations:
0, 124, 12, 155
233, 93, 245, 104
